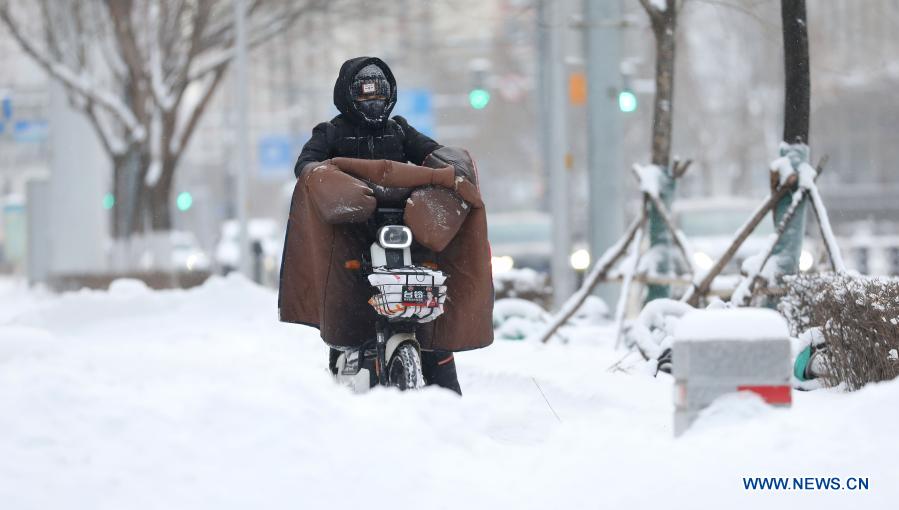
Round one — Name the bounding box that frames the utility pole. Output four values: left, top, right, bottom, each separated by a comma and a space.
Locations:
584, 0, 624, 309
538, 0, 575, 310
233, 0, 251, 278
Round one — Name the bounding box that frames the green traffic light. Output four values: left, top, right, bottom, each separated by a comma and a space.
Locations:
469, 89, 490, 110
618, 90, 637, 113
176, 191, 193, 211
102, 193, 115, 210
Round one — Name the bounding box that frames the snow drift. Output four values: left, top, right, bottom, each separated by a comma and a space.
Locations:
0, 276, 896, 509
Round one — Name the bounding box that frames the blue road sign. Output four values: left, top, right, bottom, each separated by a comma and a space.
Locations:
258, 135, 295, 177
2, 97, 11, 120
393, 89, 434, 138
13, 120, 48, 142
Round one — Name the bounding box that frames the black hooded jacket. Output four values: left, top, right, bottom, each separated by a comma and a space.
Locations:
294, 57, 441, 178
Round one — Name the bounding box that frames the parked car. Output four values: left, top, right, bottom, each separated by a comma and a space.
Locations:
170, 231, 211, 272
111, 230, 211, 273
487, 211, 588, 275
487, 211, 551, 274
214, 219, 284, 285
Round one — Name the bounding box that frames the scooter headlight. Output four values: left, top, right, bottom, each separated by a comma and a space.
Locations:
378, 225, 412, 249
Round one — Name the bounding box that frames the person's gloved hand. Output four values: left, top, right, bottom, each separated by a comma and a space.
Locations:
404, 187, 469, 252
403, 147, 485, 252
303, 162, 376, 224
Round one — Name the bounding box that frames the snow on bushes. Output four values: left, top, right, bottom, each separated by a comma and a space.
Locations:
623, 298, 693, 373
493, 298, 549, 341
780, 272, 899, 390
568, 295, 610, 325
493, 268, 551, 307
492, 295, 610, 342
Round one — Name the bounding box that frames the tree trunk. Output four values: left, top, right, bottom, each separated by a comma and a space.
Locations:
148, 158, 177, 231
111, 146, 146, 238
650, 19, 676, 168
149, 186, 172, 231
782, 0, 810, 144
645, 3, 678, 302
768, 0, 811, 302
111, 154, 128, 239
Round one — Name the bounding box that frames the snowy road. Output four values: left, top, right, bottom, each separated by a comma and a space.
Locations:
0, 276, 896, 509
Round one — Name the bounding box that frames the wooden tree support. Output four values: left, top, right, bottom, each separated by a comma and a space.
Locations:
631, 165, 695, 276
537, 163, 697, 344
734, 186, 811, 306
536, 205, 647, 344
682, 174, 797, 306
683, 156, 834, 306
613, 216, 646, 349
730, 158, 848, 307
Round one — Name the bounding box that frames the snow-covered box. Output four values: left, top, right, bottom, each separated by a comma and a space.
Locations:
672, 308, 792, 436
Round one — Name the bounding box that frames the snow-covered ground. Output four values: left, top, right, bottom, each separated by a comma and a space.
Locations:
0, 276, 896, 509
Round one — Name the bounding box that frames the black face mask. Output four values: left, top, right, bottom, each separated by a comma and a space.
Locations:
355, 99, 387, 122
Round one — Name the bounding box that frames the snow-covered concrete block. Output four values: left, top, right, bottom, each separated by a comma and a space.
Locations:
672, 308, 792, 436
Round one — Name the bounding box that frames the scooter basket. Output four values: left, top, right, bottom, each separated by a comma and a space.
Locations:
367, 267, 448, 322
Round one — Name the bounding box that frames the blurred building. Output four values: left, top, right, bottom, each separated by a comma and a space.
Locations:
809, 0, 899, 229
672, 0, 899, 236
2, 0, 898, 278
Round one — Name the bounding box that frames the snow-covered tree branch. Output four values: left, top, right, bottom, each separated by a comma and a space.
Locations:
0, 0, 329, 237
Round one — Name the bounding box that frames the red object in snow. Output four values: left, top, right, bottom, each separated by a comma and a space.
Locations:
737, 385, 792, 405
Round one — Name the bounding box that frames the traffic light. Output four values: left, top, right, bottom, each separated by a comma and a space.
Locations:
468, 59, 491, 110
102, 193, 115, 210
469, 88, 490, 110
176, 191, 193, 211
618, 89, 637, 113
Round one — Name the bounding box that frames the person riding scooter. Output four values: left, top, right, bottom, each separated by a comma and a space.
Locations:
278, 56, 494, 395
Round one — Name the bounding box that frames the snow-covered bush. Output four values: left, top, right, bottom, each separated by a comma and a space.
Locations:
493, 298, 550, 341
493, 268, 551, 308
624, 298, 694, 373
780, 273, 899, 390
568, 295, 610, 326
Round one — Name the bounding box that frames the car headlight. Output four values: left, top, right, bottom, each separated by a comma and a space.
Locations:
570, 249, 590, 271
692, 251, 714, 271
491, 255, 514, 274
799, 249, 813, 272
377, 225, 412, 249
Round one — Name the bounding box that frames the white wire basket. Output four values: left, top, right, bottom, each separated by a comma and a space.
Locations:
367, 267, 448, 322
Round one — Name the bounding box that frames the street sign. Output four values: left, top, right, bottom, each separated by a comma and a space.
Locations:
12, 120, 48, 142
257, 135, 294, 177
393, 89, 434, 137
2, 97, 11, 120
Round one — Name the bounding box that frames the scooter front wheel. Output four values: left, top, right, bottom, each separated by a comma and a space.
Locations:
387, 343, 425, 390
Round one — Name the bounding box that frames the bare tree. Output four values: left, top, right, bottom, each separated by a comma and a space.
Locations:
764, 0, 811, 298
0, 0, 327, 237
637, 0, 689, 301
